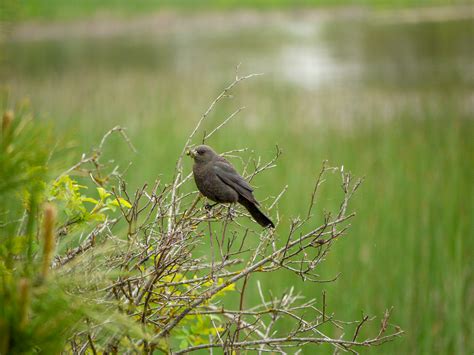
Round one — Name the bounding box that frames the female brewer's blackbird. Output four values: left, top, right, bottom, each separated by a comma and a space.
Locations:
189, 145, 274, 228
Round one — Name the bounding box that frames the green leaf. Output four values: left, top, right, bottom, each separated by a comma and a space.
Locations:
108, 197, 132, 209
97, 187, 110, 201
81, 197, 99, 204
179, 340, 188, 350
88, 213, 106, 222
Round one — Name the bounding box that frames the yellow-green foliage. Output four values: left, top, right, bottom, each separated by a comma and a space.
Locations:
49, 174, 131, 224
0, 103, 238, 353
0, 105, 136, 353
165, 275, 235, 350
0, 105, 82, 353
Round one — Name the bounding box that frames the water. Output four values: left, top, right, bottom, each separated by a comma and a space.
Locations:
2, 11, 472, 136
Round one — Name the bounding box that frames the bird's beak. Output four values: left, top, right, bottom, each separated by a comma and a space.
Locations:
186, 148, 197, 158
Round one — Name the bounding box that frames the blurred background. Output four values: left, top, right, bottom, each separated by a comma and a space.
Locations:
1, 1, 473, 353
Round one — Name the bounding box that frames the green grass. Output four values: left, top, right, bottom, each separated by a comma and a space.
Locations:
9, 83, 469, 354
303, 115, 473, 353
1, 0, 470, 21
1, 12, 473, 353
197, 91, 473, 354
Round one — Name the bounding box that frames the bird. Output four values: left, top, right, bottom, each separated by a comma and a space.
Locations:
188, 145, 274, 228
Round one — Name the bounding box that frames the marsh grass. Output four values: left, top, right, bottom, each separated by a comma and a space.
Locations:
11, 85, 469, 353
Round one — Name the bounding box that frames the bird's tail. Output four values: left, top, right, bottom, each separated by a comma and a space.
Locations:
239, 197, 275, 228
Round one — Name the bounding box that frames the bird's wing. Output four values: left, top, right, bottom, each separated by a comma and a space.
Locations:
213, 160, 257, 204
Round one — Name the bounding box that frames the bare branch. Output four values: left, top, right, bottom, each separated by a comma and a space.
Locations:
53, 70, 402, 354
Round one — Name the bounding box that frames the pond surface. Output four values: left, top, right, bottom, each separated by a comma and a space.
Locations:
2, 9, 473, 132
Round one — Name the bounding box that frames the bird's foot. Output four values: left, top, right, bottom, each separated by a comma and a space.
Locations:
227, 206, 238, 220
205, 203, 218, 211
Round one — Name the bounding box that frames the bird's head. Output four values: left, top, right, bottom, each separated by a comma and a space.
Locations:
187, 145, 217, 163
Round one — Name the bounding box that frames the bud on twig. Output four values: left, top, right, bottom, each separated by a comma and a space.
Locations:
18, 278, 30, 329
2, 110, 13, 133
41, 203, 57, 279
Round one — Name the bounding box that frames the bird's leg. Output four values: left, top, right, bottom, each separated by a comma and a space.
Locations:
205, 202, 218, 211
227, 203, 237, 220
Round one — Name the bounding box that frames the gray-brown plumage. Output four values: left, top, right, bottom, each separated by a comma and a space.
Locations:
189, 145, 274, 228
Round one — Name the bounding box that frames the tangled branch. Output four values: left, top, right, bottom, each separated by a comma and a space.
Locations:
54, 69, 403, 354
